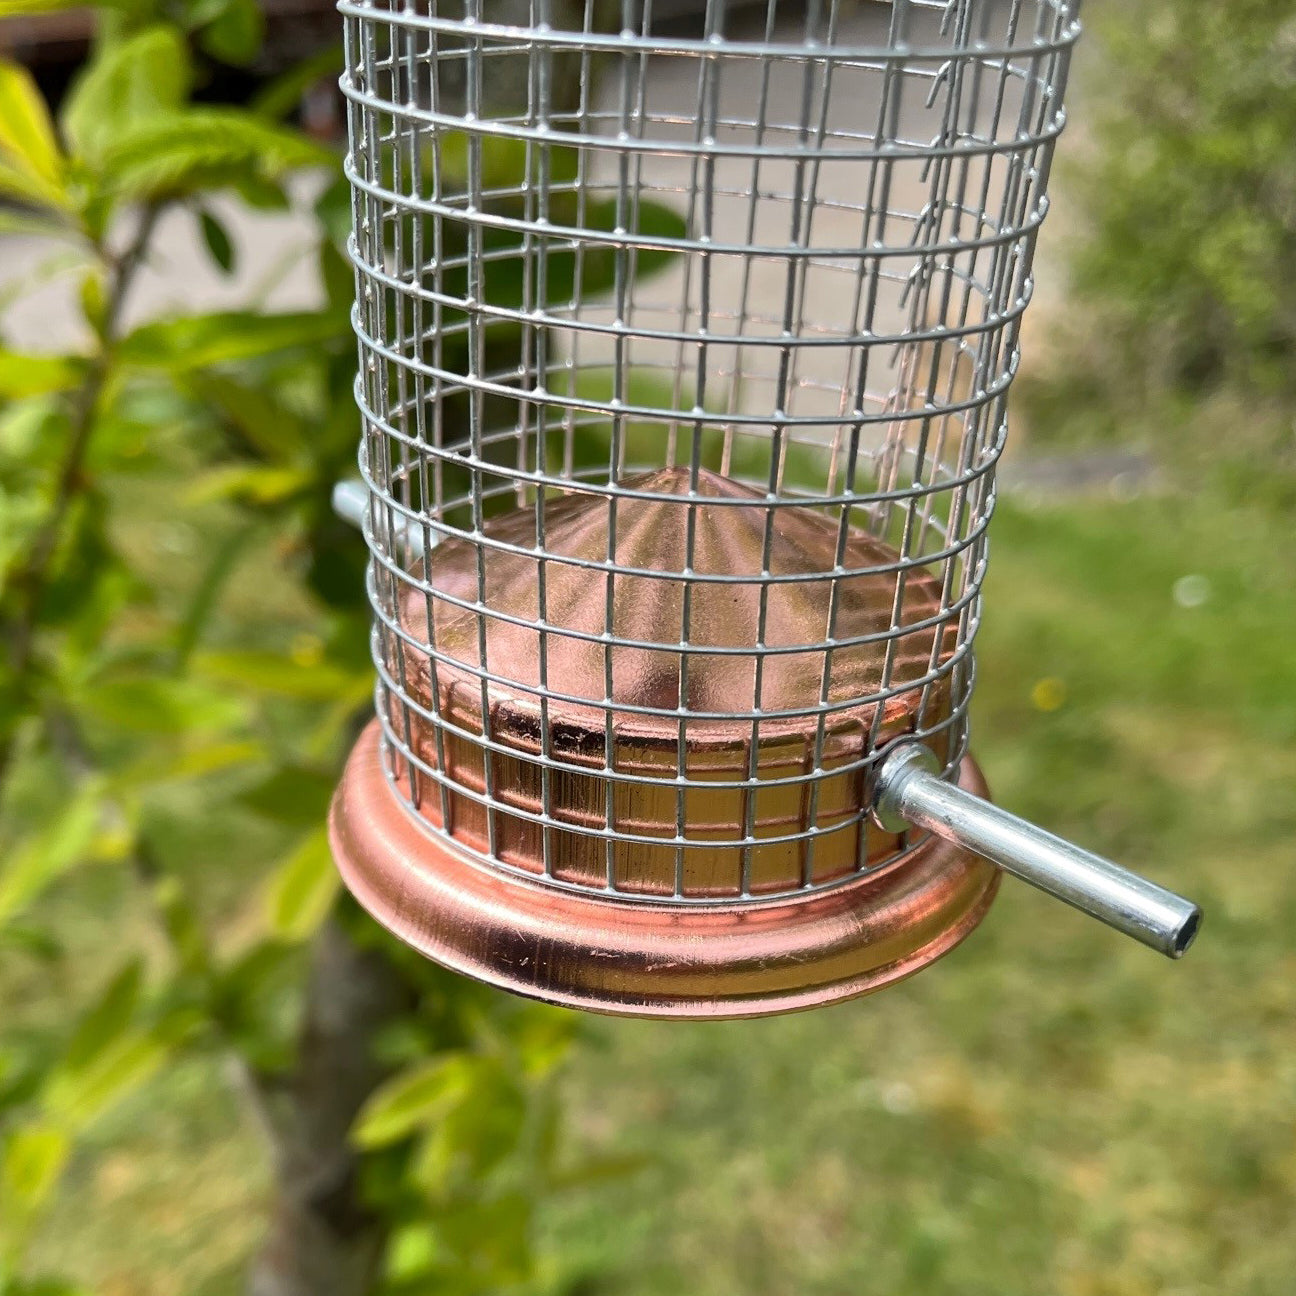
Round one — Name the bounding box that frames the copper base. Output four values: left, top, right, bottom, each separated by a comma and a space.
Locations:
329, 723, 999, 1019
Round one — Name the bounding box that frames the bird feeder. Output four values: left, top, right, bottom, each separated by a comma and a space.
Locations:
328, 0, 1200, 1017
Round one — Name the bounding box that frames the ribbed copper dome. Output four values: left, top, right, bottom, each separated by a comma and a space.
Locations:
390, 468, 956, 897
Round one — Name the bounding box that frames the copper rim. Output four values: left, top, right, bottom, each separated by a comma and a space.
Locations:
329, 722, 1000, 1018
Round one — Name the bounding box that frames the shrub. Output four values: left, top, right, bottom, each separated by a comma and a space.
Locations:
0, 6, 649, 1292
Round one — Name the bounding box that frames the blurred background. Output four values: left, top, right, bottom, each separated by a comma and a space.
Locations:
0, 1, 1292, 1294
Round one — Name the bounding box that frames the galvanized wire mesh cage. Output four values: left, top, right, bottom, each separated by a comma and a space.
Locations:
339, 0, 1078, 903
329, 0, 1199, 1014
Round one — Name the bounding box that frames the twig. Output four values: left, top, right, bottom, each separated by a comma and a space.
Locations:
1, 203, 162, 786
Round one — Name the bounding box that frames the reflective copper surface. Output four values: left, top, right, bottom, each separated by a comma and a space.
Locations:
387, 468, 957, 897
330, 722, 999, 1018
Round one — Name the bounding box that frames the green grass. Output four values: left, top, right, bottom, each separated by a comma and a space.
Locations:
14, 484, 1296, 1295
539, 489, 1296, 1296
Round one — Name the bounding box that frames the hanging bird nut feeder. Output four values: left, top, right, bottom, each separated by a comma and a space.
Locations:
328, 0, 1201, 1018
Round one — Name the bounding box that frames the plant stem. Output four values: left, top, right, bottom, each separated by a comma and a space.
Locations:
249, 919, 416, 1296
1, 202, 161, 784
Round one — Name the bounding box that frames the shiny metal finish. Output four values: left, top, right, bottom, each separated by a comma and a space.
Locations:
323, 0, 1204, 1012
383, 467, 957, 899
873, 744, 1202, 958
341, 0, 1082, 916
330, 723, 1000, 1017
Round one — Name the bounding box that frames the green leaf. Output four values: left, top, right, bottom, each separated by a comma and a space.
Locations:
193, 649, 371, 702
1, 1275, 93, 1296
43, 1029, 169, 1129
546, 1151, 652, 1192
239, 764, 336, 826
182, 372, 307, 462
0, 394, 60, 462
0, 62, 65, 206
197, 207, 236, 274
60, 26, 190, 166
198, 0, 265, 67
212, 939, 299, 1064
0, 161, 61, 210
430, 1192, 532, 1282
118, 309, 342, 371
410, 1060, 526, 1191
4, 1278, 95, 1296
232, 172, 290, 212
108, 738, 266, 794
183, 463, 312, 508
215, 940, 298, 1010
385, 1223, 439, 1284
0, 923, 64, 963
313, 169, 351, 248
1, 1124, 70, 1215
511, 1007, 576, 1079
0, 209, 78, 241
152, 875, 210, 977
318, 240, 353, 314
99, 108, 333, 200
0, 0, 139, 12
173, 523, 255, 667
63, 960, 143, 1074
432, 194, 686, 313
0, 349, 85, 399
352, 1054, 478, 1149
0, 784, 103, 928
78, 268, 107, 336
77, 674, 247, 735
251, 43, 345, 121
264, 827, 339, 942
0, 1042, 46, 1117
436, 131, 575, 193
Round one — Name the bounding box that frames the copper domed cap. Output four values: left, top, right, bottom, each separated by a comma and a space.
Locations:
389, 468, 957, 898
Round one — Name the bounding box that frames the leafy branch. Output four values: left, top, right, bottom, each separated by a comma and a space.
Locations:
0, 4, 655, 1290
5, 203, 160, 697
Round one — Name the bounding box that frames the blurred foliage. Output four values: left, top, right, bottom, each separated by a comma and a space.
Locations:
0, 2, 679, 1291
1, 1, 1289, 1293
1019, 0, 1296, 494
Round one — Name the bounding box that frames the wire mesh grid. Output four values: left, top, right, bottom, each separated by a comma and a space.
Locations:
339, 0, 1080, 902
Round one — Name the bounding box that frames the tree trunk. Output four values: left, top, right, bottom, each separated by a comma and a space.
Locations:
248, 919, 416, 1296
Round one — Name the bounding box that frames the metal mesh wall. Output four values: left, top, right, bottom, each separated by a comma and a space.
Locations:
340, 0, 1080, 900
